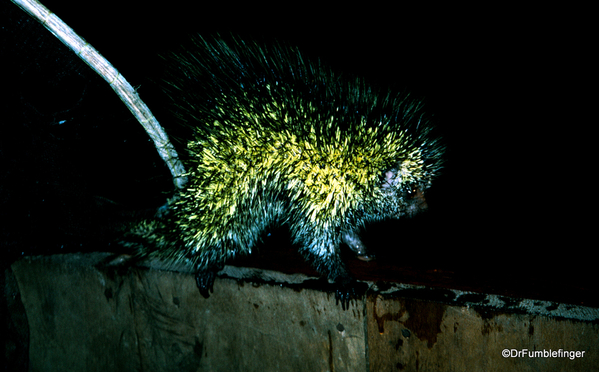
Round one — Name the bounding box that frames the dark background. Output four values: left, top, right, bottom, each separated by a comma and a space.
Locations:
1, 2, 594, 305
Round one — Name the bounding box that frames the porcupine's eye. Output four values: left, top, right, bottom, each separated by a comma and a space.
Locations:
409, 186, 418, 197
403, 186, 419, 200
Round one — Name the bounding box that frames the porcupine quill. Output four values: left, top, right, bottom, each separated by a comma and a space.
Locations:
11, 0, 444, 309
122, 36, 445, 309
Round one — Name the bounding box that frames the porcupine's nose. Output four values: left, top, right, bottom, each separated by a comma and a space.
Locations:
407, 188, 428, 216
415, 189, 428, 210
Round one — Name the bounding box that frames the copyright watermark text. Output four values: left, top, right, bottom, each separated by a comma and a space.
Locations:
502, 349, 585, 360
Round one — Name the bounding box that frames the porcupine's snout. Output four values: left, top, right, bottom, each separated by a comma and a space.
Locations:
407, 188, 428, 217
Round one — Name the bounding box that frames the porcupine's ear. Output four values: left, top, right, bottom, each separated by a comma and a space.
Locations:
382, 168, 400, 190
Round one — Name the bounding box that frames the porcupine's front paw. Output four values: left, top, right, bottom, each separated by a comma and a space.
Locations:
334, 277, 367, 310
335, 284, 357, 310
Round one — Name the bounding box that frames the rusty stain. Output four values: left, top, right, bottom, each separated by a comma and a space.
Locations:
372, 296, 447, 349
372, 296, 406, 334
403, 299, 447, 349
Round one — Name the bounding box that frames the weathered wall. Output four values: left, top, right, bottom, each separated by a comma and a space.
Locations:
6, 253, 598, 371
368, 296, 596, 371
9, 254, 366, 372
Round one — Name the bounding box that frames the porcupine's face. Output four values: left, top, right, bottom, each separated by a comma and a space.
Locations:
338, 161, 430, 262
382, 168, 429, 216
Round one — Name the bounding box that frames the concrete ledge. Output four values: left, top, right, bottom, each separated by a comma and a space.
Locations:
7, 253, 598, 371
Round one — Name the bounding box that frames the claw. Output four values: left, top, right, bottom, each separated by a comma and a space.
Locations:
335, 282, 358, 310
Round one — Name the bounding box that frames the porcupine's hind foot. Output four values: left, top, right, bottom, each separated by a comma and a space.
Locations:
195, 262, 224, 298
195, 270, 216, 298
